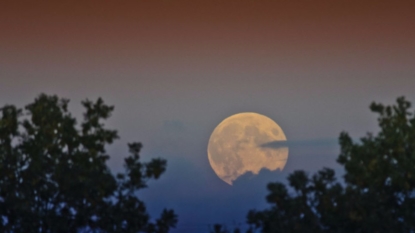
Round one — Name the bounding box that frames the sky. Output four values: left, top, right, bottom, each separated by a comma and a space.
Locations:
1, 1, 415, 232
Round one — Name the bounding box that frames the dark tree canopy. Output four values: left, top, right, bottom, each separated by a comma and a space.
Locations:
243, 97, 415, 232
0, 94, 177, 233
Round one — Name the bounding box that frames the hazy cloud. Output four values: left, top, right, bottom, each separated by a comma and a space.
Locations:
162, 120, 186, 133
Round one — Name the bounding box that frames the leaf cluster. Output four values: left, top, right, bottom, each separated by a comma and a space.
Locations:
0, 94, 177, 233
242, 97, 415, 232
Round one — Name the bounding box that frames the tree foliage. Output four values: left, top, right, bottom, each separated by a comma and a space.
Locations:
245, 97, 415, 232
0, 94, 177, 233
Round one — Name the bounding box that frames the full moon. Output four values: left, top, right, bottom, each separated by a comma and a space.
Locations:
207, 112, 288, 185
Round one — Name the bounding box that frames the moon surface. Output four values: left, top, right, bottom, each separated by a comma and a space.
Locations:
207, 112, 288, 185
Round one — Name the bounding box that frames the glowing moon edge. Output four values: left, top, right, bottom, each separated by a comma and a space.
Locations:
207, 112, 288, 185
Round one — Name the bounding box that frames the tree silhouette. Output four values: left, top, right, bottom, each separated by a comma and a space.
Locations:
0, 94, 177, 233
241, 97, 415, 232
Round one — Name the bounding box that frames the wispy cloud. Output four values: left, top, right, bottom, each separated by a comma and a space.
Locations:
259, 138, 338, 149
